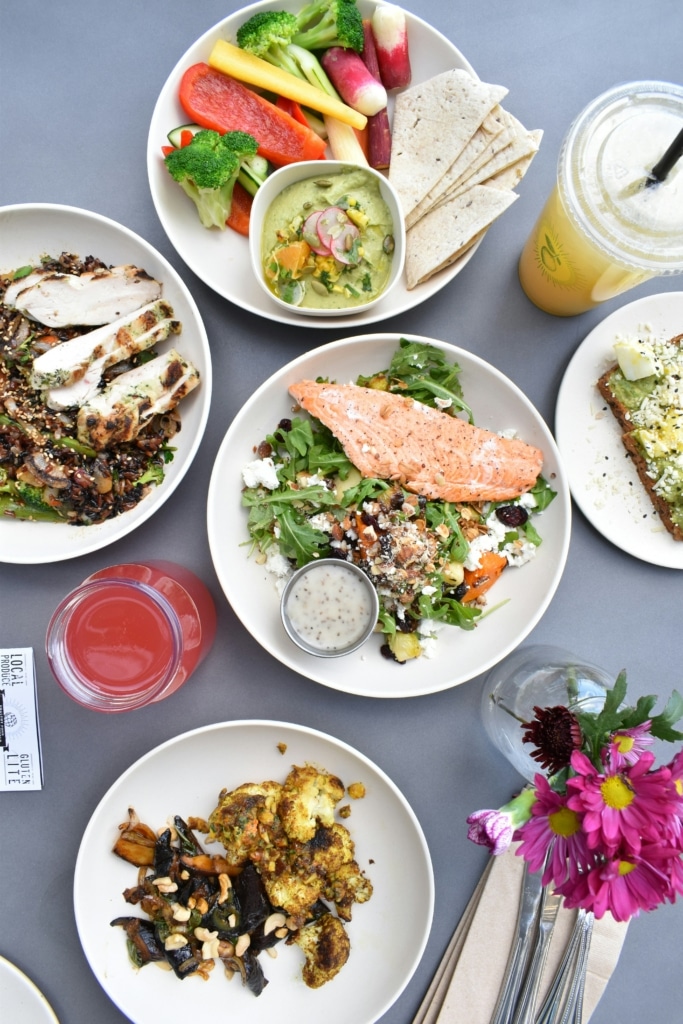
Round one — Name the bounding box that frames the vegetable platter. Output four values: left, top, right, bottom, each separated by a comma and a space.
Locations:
0, 204, 211, 565
74, 720, 434, 1024
147, 0, 481, 327
207, 334, 572, 697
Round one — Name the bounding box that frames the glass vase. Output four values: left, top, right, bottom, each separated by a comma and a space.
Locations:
481, 644, 614, 782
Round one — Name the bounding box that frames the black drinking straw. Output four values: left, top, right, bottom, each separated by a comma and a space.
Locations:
645, 125, 683, 187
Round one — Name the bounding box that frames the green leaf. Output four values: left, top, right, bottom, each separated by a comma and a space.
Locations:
650, 689, 683, 741
275, 507, 329, 567
531, 475, 557, 511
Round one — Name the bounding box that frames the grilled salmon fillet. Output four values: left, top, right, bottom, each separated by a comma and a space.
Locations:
288, 380, 544, 502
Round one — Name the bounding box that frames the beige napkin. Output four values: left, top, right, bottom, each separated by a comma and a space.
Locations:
414, 845, 628, 1024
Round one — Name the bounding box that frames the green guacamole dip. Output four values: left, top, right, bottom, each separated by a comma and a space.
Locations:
261, 168, 395, 311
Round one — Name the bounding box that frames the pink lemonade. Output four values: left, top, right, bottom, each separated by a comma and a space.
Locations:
46, 561, 216, 712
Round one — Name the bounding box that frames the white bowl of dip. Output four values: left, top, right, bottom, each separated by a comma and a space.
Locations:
280, 558, 380, 657
249, 160, 405, 318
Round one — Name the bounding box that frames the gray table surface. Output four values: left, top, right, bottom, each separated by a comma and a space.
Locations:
2, 1, 682, 1021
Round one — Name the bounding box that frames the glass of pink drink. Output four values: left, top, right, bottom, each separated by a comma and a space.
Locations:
46, 561, 216, 712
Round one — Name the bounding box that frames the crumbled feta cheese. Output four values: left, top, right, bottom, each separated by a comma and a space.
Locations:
464, 517, 508, 570
307, 513, 332, 531
419, 619, 443, 659
421, 585, 437, 596
242, 457, 281, 490
264, 544, 293, 583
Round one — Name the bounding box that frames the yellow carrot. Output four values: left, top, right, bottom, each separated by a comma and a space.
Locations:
208, 39, 368, 132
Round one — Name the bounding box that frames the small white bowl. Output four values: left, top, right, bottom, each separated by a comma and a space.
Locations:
249, 160, 406, 318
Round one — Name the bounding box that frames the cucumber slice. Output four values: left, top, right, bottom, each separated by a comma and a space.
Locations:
166, 123, 201, 148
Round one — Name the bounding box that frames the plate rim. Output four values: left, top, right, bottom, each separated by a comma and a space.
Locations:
0, 955, 60, 1024
73, 717, 435, 1024
0, 201, 212, 565
146, 0, 485, 328
555, 289, 683, 569
207, 332, 572, 697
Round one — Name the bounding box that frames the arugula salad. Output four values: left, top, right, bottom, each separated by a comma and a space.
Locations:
242, 339, 556, 662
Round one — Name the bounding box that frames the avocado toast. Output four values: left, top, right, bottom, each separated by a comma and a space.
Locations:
597, 333, 683, 541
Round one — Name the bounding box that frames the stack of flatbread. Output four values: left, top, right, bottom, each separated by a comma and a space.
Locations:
388, 69, 542, 290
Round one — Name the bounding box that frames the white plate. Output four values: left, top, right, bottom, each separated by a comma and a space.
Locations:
555, 291, 683, 569
207, 334, 571, 697
0, 956, 59, 1024
74, 720, 433, 1024
147, 0, 481, 328
0, 203, 211, 564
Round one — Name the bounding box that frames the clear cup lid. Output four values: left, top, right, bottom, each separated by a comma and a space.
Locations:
560, 81, 683, 271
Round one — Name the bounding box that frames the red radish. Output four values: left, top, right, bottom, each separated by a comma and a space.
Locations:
316, 207, 348, 250
330, 223, 361, 264
360, 20, 392, 169
302, 211, 329, 254
320, 48, 387, 117
371, 3, 412, 90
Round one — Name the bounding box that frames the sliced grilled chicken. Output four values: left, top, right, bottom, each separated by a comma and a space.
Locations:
76, 349, 200, 449
4, 264, 162, 327
31, 300, 181, 410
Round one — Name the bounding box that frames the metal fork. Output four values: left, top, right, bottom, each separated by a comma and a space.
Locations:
510, 884, 563, 1024
535, 908, 595, 1024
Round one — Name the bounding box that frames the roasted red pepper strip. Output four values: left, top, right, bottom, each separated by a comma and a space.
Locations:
178, 63, 327, 166
274, 95, 310, 128
226, 180, 253, 236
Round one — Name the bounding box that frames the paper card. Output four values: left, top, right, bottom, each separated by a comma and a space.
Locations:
1, 647, 44, 791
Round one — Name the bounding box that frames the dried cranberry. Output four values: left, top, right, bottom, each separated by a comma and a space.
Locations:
495, 504, 529, 528
397, 615, 419, 634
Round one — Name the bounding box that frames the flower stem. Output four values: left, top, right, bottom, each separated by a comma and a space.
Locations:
491, 694, 528, 725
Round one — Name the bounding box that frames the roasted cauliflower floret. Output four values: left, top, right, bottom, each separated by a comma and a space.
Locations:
291, 914, 350, 989
279, 765, 345, 843
259, 824, 351, 925
207, 781, 284, 867
324, 859, 374, 921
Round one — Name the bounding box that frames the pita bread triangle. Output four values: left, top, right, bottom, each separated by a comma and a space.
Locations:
388, 69, 508, 218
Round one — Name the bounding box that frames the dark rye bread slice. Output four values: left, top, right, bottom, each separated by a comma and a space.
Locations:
596, 333, 683, 541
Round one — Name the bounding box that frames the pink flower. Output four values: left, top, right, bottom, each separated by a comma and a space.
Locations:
566, 750, 676, 857
559, 845, 677, 921
515, 774, 595, 887
466, 788, 536, 856
467, 809, 513, 855
606, 721, 654, 770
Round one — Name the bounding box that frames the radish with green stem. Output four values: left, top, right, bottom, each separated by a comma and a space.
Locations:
320, 46, 387, 116
371, 3, 411, 90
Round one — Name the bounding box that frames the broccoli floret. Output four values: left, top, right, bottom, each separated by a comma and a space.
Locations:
235, 9, 339, 96
293, 0, 364, 53
164, 128, 258, 230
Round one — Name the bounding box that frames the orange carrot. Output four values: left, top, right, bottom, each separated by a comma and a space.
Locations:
461, 550, 507, 603
178, 63, 327, 166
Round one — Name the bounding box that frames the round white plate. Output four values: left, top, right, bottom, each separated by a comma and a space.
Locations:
147, 0, 481, 328
0, 203, 211, 564
207, 334, 571, 697
0, 956, 59, 1024
555, 291, 683, 569
74, 720, 434, 1024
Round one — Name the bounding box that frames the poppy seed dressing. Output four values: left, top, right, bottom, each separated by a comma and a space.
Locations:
284, 563, 375, 652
